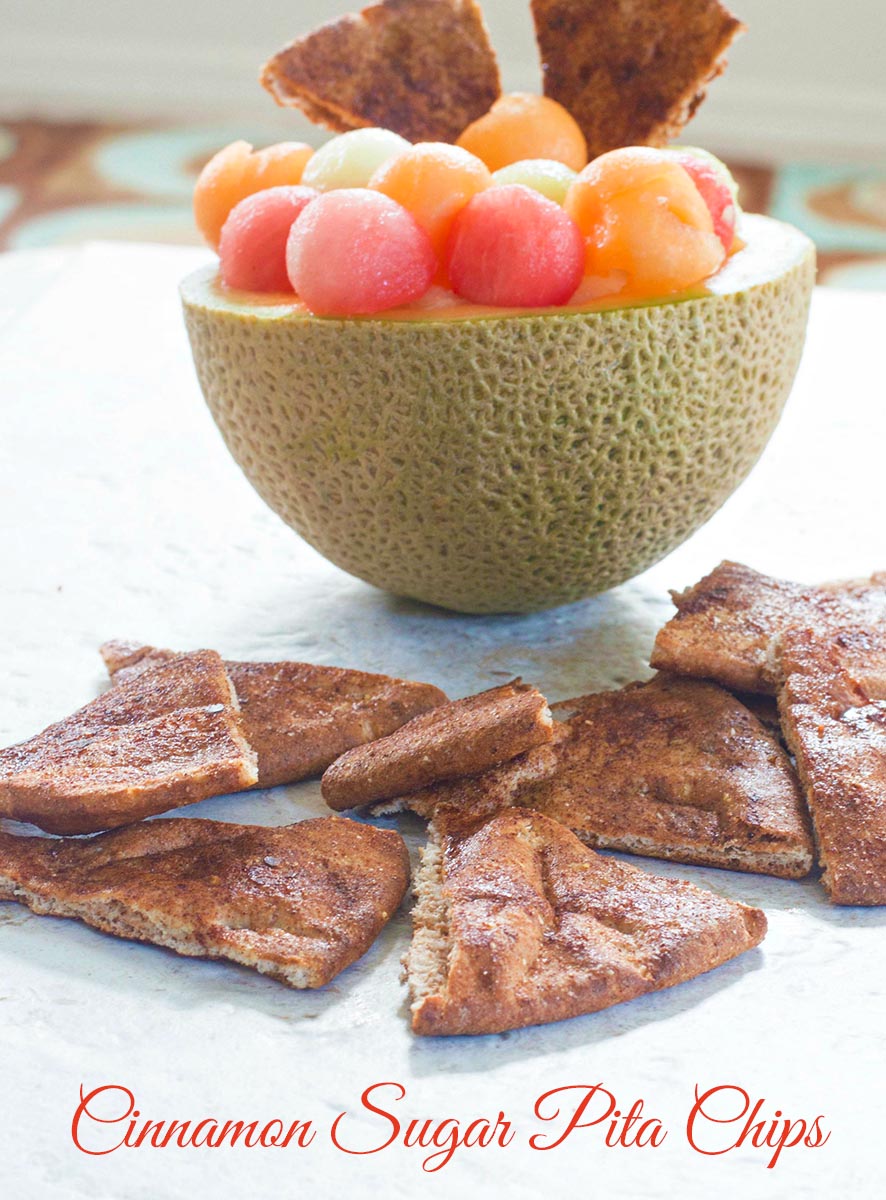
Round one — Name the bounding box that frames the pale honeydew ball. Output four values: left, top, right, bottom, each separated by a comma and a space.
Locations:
301, 128, 411, 191
491, 159, 578, 205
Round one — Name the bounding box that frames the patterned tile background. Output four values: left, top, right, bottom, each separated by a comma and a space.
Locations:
1, 118, 885, 288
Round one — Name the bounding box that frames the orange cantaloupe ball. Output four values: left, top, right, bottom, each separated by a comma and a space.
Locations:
565, 147, 725, 296
370, 143, 491, 282
193, 140, 314, 249
456, 93, 587, 173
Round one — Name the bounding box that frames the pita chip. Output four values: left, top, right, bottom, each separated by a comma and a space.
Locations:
531, 0, 744, 157
261, 0, 501, 143
0, 816, 409, 987
407, 807, 767, 1035
0, 651, 257, 835
321, 681, 553, 811
778, 626, 886, 905
101, 639, 447, 790
651, 561, 886, 695
405, 674, 813, 878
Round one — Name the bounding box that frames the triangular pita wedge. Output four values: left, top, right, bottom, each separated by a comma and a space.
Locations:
101, 639, 447, 789
0, 816, 409, 987
404, 674, 813, 878
651, 560, 886, 695
0, 651, 257, 835
261, 0, 501, 143
777, 626, 886, 906
531, 0, 744, 158
321, 681, 553, 810
407, 807, 766, 1035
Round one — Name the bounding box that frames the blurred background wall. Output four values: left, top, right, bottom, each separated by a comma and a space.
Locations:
2, 0, 885, 161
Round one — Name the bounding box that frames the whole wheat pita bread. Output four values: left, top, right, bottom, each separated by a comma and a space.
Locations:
531, 0, 744, 158
407, 806, 766, 1035
0, 816, 409, 987
651, 561, 886, 695
403, 674, 813, 878
101, 639, 447, 789
777, 626, 886, 906
261, 0, 501, 143
321, 681, 553, 810
0, 651, 257, 836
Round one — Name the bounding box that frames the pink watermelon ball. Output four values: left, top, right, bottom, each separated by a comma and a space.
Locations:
286, 189, 436, 316
446, 184, 584, 308
674, 155, 737, 252
219, 185, 318, 292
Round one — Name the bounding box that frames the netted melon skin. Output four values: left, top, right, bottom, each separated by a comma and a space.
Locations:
182, 220, 815, 613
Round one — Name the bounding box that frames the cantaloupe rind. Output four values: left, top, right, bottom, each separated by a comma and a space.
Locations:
181, 214, 815, 613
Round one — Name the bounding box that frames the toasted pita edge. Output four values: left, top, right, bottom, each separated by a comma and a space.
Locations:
640, 6, 746, 148
580, 829, 812, 880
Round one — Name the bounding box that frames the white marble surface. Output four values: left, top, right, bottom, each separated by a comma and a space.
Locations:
1, 244, 884, 1198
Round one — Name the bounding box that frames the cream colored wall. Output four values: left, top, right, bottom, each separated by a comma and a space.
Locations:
1, 0, 885, 159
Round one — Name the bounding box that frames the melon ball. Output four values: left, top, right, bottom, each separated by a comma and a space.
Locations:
219, 186, 317, 292
491, 159, 578, 205
446, 184, 584, 308
457, 93, 587, 173
194, 140, 314, 249
369, 142, 491, 281
301, 128, 411, 192
286, 189, 436, 316
665, 147, 741, 251
565, 147, 726, 297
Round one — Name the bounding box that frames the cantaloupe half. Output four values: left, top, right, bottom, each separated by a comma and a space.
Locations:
182, 214, 815, 613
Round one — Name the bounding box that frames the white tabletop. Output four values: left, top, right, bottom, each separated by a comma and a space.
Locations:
0, 243, 884, 1198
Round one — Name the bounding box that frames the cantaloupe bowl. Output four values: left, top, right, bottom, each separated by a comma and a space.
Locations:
181, 213, 814, 613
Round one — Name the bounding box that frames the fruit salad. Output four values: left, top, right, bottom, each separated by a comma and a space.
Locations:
193, 93, 742, 319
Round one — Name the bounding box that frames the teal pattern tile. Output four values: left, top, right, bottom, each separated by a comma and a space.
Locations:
0, 185, 19, 225
9, 203, 197, 249
94, 124, 319, 200
770, 164, 886, 253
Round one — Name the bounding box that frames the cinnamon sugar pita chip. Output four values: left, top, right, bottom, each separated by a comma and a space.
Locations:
777, 626, 886, 906
650, 561, 886, 695
321, 681, 553, 811
261, 0, 501, 143
0, 651, 257, 835
101, 639, 447, 789
0, 816, 410, 987
531, 0, 744, 157
403, 675, 813, 879
407, 807, 766, 1035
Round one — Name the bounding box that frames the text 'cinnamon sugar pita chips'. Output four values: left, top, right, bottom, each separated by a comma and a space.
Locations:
531, 0, 744, 158
407, 807, 766, 1035
0, 650, 257, 836
0, 816, 410, 988
100, 639, 447, 789
261, 0, 502, 143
